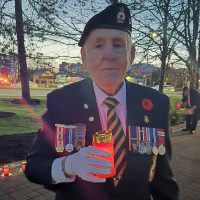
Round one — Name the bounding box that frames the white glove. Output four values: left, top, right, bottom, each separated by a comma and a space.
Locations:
65, 146, 112, 183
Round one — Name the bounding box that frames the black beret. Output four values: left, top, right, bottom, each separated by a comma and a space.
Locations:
78, 3, 132, 47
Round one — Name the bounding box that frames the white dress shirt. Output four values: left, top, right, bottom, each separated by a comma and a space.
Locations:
93, 81, 127, 134
51, 81, 127, 183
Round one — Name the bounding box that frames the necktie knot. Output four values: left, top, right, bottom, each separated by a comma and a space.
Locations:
104, 97, 118, 110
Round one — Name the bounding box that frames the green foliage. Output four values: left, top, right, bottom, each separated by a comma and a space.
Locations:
0, 95, 186, 136
169, 95, 184, 125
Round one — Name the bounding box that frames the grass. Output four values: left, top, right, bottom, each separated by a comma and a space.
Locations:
0, 97, 46, 136
0, 94, 184, 136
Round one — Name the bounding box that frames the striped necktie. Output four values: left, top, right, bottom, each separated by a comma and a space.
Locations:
104, 97, 127, 184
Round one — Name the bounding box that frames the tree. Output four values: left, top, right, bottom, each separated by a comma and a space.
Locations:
170, 0, 200, 89
132, 0, 182, 93
15, 0, 30, 103
1, 0, 199, 94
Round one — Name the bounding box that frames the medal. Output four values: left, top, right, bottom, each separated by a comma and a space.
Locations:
65, 144, 74, 152
152, 128, 158, 155
132, 140, 138, 153
128, 126, 138, 153
74, 123, 86, 151
138, 142, 146, 154
145, 127, 152, 155
55, 124, 66, 153
152, 145, 158, 155
158, 144, 166, 155
157, 129, 166, 156
65, 125, 76, 153
146, 142, 152, 155
138, 127, 146, 154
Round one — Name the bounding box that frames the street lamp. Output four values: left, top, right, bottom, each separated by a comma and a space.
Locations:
150, 30, 157, 39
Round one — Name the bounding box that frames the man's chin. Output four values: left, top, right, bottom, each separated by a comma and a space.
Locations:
102, 78, 121, 85
96, 78, 123, 94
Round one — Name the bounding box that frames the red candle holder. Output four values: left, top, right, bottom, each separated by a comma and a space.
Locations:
21, 161, 26, 172
92, 131, 116, 178
3, 165, 9, 176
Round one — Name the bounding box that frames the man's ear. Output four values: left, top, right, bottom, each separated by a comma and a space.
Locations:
129, 44, 136, 65
80, 47, 87, 69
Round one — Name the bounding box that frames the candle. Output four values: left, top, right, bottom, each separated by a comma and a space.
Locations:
21, 161, 26, 172
92, 130, 116, 178
3, 165, 9, 176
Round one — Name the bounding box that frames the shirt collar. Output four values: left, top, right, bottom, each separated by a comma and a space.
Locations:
93, 81, 126, 108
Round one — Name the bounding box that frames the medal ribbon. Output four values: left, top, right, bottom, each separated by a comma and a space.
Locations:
146, 127, 150, 143
69, 128, 72, 144
128, 126, 137, 151
137, 126, 140, 145
140, 127, 144, 144
55, 124, 65, 152
65, 126, 76, 147
157, 129, 165, 146
153, 128, 158, 146
143, 127, 146, 144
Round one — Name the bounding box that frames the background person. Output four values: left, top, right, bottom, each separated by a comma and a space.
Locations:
182, 86, 200, 134
25, 3, 179, 200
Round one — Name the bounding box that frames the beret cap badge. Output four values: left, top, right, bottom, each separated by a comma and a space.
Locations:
117, 7, 126, 24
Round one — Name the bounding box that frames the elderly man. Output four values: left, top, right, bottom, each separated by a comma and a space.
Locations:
25, 3, 179, 200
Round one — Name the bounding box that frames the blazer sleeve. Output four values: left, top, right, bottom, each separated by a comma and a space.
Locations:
191, 90, 200, 111
25, 93, 59, 187
150, 96, 179, 200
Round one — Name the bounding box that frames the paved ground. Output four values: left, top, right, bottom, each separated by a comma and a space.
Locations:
170, 123, 200, 200
0, 123, 199, 200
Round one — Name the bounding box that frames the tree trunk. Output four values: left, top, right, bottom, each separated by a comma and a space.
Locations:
159, 62, 165, 93
15, 0, 31, 103
158, 0, 170, 93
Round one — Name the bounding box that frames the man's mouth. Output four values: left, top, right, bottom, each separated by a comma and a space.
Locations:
102, 68, 117, 71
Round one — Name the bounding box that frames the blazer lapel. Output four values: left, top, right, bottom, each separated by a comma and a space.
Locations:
126, 80, 144, 127
126, 80, 157, 129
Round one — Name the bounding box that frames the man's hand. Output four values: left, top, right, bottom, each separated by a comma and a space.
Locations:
192, 105, 197, 112
64, 146, 112, 183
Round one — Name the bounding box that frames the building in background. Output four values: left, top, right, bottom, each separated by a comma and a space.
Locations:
31, 69, 56, 87
0, 53, 18, 85
59, 62, 89, 78
127, 63, 160, 86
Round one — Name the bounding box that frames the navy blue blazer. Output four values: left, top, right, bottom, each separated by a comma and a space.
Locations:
25, 79, 179, 200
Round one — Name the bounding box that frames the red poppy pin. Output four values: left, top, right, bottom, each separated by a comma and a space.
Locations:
142, 98, 153, 111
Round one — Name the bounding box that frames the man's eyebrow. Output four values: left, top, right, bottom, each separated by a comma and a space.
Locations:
93, 37, 125, 42
94, 37, 105, 42
112, 37, 125, 42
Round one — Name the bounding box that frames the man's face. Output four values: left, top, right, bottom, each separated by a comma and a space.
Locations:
81, 29, 135, 94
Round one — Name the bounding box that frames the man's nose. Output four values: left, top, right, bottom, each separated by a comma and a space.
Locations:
103, 45, 116, 59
